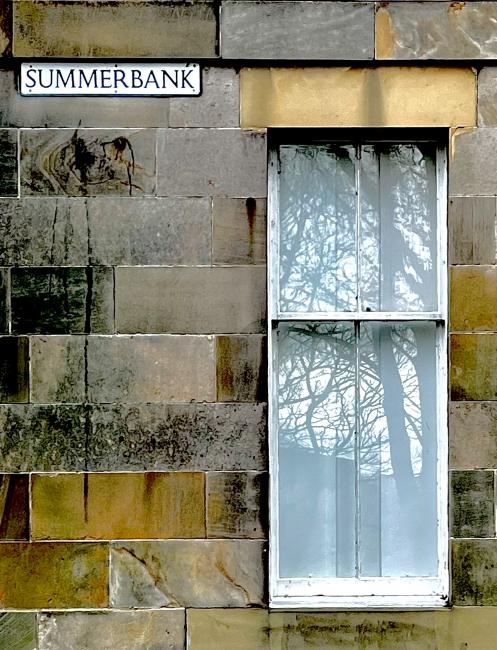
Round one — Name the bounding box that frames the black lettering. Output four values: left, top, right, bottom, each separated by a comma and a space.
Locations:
55, 69, 75, 89
144, 70, 160, 89
100, 69, 112, 89
162, 69, 179, 89
25, 69, 37, 88
114, 69, 129, 89
38, 69, 54, 89
79, 69, 97, 89
131, 70, 143, 88
181, 69, 194, 89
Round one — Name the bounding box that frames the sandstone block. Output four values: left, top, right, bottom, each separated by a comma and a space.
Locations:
11, 267, 88, 334
0, 337, 29, 403
449, 197, 497, 264
213, 198, 266, 265
376, 2, 497, 60
450, 470, 495, 538
451, 266, 497, 331
0, 199, 88, 266
21, 129, 155, 197
187, 609, 269, 650
451, 334, 497, 401
450, 401, 497, 469
13, 1, 216, 58
32, 472, 205, 540
111, 539, 265, 607
30, 336, 85, 403
0, 0, 11, 58
0, 542, 108, 608
86, 335, 215, 403
169, 67, 239, 128
221, 2, 374, 60
0, 474, 29, 540
88, 402, 267, 471
0, 404, 87, 472
450, 128, 497, 196
216, 335, 267, 401
0, 70, 169, 128
452, 539, 497, 605
38, 610, 185, 650
0, 129, 17, 196
0, 613, 36, 650
88, 197, 211, 266
207, 471, 267, 539
479, 67, 497, 126
115, 267, 266, 334
157, 128, 266, 197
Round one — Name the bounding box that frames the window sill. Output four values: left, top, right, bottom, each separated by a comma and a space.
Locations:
269, 595, 450, 610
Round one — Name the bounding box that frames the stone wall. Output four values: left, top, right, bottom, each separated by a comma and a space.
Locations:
0, 1, 497, 649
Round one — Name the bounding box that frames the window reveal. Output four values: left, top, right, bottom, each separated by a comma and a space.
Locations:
269, 139, 448, 607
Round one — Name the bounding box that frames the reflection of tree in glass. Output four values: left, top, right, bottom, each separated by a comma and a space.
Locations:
279, 145, 357, 312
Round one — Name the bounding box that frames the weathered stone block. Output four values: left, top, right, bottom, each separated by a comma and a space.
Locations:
88, 403, 267, 471
216, 335, 267, 401
32, 471, 205, 540
38, 610, 185, 650
187, 609, 269, 650
448, 608, 497, 650
86, 335, 215, 403
157, 129, 266, 197
0, 70, 169, 128
0, 0, 11, 58
0, 613, 36, 650
0, 269, 7, 334
376, 2, 497, 60
0, 474, 29, 540
0, 129, 17, 196
221, 2, 374, 60
89, 266, 114, 334
30, 336, 85, 403
269, 611, 450, 650
451, 334, 497, 401
450, 401, 497, 469
0, 199, 89, 266
115, 267, 266, 334
479, 67, 497, 126
0, 337, 29, 403
13, 1, 216, 58
450, 470, 495, 538
88, 197, 211, 266
207, 471, 267, 539
213, 198, 266, 265
111, 539, 265, 607
0, 405, 87, 472
169, 67, 239, 128
452, 539, 497, 605
450, 128, 497, 196
241, 67, 477, 129
451, 266, 497, 331
0, 542, 108, 608
20, 129, 155, 197
11, 267, 88, 334
449, 197, 497, 264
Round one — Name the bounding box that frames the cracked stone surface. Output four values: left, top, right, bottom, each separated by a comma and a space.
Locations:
110, 540, 265, 608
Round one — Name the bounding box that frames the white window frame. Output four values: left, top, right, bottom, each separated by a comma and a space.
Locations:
268, 135, 449, 609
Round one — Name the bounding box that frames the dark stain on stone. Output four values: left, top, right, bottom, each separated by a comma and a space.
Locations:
71, 128, 97, 190
0, 337, 29, 403
83, 472, 89, 524
450, 384, 470, 401
245, 197, 256, 261
0, 474, 29, 540
84, 267, 93, 335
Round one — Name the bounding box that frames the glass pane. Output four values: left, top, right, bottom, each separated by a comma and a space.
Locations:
358, 322, 438, 577
277, 322, 356, 578
279, 145, 357, 313
360, 144, 438, 312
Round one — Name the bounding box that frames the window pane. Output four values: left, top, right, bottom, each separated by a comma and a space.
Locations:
279, 145, 357, 313
359, 322, 438, 577
360, 144, 438, 312
277, 322, 356, 578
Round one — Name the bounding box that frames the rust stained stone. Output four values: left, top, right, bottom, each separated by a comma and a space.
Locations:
0, 474, 29, 540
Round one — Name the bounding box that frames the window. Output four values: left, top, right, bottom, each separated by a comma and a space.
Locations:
268, 133, 448, 608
